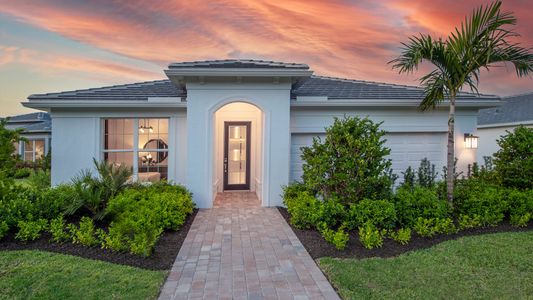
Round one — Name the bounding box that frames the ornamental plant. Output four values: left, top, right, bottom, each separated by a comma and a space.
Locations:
300, 116, 395, 204
493, 126, 533, 189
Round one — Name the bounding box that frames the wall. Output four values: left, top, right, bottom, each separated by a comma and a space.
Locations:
50, 108, 186, 185
289, 107, 478, 182
213, 102, 263, 201
186, 82, 291, 208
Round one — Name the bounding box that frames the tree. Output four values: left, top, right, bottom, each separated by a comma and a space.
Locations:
390, 1, 533, 206
0, 119, 24, 174
493, 125, 533, 189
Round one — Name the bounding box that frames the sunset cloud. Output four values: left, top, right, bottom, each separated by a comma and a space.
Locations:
0, 0, 531, 116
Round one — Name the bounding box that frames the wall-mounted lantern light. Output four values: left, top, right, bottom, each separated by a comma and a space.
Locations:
464, 133, 478, 149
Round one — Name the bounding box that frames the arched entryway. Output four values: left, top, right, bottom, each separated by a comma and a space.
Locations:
212, 102, 264, 204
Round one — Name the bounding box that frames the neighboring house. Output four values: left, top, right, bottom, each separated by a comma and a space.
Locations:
477, 92, 533, 164
22, 59, 499, 208
4, 112, 51, 162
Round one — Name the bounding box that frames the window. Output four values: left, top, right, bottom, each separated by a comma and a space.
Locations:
23, 140, 45, 162
103, 118, 169, 182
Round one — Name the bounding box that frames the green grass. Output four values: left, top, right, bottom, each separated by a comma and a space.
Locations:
0, 250, 167, 300
319, 231, 533, 299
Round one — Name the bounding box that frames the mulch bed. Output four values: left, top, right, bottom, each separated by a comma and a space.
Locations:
0, 209, 198, 270
278, 207, 533, 260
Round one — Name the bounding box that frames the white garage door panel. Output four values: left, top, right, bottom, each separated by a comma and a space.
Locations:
290, 132, 446, 182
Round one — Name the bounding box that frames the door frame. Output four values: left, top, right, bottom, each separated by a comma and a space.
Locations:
223, 121, 251, 190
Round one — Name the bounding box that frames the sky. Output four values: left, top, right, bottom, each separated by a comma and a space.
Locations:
0, 0, 532, 116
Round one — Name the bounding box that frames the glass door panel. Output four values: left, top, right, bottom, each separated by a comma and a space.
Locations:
224, 122, 251, 190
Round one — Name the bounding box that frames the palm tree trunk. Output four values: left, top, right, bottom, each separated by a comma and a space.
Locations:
446, 95, 455, 207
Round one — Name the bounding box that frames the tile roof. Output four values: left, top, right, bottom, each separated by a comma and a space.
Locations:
292, 76, 498, 100
6, 112, 50, 123
28, 79, 183, 101
478, 92, 533, 125
168, 59, 309, 70
6, 112, 51, 133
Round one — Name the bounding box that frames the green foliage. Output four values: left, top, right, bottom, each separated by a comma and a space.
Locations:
68, 217, 99, 247
284, 190, 321, 229
14, 168, 32, 179
300, 116, 395, 204
389, 228, 411, 245
27, 169, 51, 191
0, 221, 8, 240
394, 186, 450, 227
358, 223, 386, 249
345, 199, 397, 230
401, 166, 415, 189
507, 189, 533, 227
0, 119, 24, 174
49, 216, 70, 243
318, 223, 349, 250
493, 126, 533, 189
458, 214, 482, 230
64, 159, 132, 220
37, 185, 73, 220
413, 217, 456, 237
454, 182, 507, 226
0, 185, 38, 227
417, 158, 438, 188
103, 183, 194, 256
317, 199, 346, 229
15, 219, 48, 241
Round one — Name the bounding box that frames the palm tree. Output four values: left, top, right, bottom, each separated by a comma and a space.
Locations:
390, 1, 533, 206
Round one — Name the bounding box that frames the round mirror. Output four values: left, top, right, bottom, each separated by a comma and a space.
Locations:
143, 139, 168, 163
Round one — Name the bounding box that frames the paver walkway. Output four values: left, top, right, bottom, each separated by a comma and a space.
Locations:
159, 192, 339, 300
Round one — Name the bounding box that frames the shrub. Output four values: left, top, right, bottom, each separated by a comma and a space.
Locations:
389, 228, 411, 245
0, 186, 38, 227
413, 217, 456, 237
283, 190, 321, 229
27, 169, 51, 190
300, 116, 395, 204
0, 220, 8, 240
417, 158, 438, 189
68, 217, 99, 247
14, 168, 32, 179
358, 222, 386, 249
0, 119, 23, 174
458, 214, 482, 230
15, 219, 48, 241
49, 216, 70, 243
454, 182, 507, 226
507, 189, 533, 227
316, 199, 346, 229
345, 199, 397, 230
493, 126, 533, 189
103, 183, 194, 256
394, 186, 450, 227
318, 223, 349, 250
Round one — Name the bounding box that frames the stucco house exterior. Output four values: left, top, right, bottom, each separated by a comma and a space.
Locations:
477, 92, 533, 163
4, 112, 51, 162
22, 59, 499, 208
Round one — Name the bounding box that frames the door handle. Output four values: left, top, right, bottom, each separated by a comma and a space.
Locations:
224, 157, 228, 173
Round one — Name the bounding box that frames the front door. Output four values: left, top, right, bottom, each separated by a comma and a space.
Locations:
224, 121, 251, 190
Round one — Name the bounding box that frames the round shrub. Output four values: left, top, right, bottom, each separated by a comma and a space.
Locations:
284, 190, 321, 229
394, 186, 450, 227
454, 183, 507, 226
345, 199, 397, 230
493, 125, 533, 189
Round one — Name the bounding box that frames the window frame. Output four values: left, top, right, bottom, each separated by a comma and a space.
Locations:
23, 139, 45, 162
101, 118, 169, 180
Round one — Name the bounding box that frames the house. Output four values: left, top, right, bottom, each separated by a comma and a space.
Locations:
4, 112, 51, 162
22, 59, 499, 208
477, 92, 533, 163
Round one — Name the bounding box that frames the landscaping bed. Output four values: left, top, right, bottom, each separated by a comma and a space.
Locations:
0, 209, 197, 270
279, 206, 533, 259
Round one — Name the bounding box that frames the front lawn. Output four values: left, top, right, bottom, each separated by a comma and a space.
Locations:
0, 250, 166, 299
319, 231, 533, 299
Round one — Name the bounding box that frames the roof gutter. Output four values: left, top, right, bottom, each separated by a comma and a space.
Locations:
290, 99, 501, 108
22, 100, 187, 110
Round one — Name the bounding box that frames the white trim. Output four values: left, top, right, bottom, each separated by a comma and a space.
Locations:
477, 120, 533, 129
148, 97, 182, 102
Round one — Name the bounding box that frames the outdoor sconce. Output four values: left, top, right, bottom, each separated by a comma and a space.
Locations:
464, 133, 478, 149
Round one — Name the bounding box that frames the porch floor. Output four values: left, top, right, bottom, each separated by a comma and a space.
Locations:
158, 192, 338, 299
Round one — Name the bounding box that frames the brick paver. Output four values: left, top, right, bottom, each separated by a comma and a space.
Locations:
159, 192, 339, 300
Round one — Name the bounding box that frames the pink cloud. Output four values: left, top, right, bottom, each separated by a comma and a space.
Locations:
0, 0, 531, 96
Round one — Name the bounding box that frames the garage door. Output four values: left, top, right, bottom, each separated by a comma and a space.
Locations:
290, 132, 447, 182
